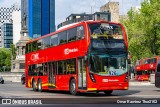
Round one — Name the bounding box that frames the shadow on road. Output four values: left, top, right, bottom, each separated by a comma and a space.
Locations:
77, 90, 140, 97
153, 90, 160, 92
29, 90, 141, 97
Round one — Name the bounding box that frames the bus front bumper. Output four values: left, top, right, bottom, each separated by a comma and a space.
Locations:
87, 82, 128, 91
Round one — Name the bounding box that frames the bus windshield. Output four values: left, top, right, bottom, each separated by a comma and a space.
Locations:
89, 54, 127, 76
136, 71, 153, 75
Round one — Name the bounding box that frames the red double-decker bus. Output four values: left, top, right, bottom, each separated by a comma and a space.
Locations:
135, 57, 158, 81
25, 20, 129, 95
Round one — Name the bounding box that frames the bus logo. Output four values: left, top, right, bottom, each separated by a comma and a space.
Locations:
102, 79, 108, 82
31, 53, 39, 61
64, 49, 69, 55
64, 48, 78, 55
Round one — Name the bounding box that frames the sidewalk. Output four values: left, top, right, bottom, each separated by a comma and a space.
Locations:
129, 80, 154, 86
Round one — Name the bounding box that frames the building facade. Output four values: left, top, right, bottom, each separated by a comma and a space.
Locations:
58, 12, 111, 29
11, 36, 29, 72
0, 3, 20, 47
100, 2, 119, 22
1, 23, 13, 48
12, 10, 21, 45
21, 0, 55, 38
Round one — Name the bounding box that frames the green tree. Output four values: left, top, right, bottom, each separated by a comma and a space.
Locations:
121, 0, 160, 63
10, 44, 17, 60
0, 48, 11, 72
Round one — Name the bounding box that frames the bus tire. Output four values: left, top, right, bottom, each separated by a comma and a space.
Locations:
32, 80, 37, 91
69, 79, 77, 95
38, 79, 42, 92
104, 90, 113, 95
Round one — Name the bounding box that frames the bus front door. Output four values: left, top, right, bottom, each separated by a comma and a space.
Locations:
78, 58, 87, 90
155, 60, 160, 88
48, 62, 56, 89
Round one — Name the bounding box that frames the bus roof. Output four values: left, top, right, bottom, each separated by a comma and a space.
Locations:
135, 56, 160, 66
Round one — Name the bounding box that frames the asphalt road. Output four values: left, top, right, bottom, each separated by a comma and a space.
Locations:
0, 81, 160, 104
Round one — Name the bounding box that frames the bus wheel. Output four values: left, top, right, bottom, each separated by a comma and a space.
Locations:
38, 79, 42, 92
32, 80, 37, 91
104, 90, 113, 95
70, 79, 77, 95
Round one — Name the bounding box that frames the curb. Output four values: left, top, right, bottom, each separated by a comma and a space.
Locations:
129, 82, 154, 86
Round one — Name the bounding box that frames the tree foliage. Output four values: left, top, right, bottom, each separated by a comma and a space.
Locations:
10, 44, 17, 60
0, 48, 11, 72
121, 0, 160, 63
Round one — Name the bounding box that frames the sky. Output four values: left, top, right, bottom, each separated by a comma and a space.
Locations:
0, 0, 143, 26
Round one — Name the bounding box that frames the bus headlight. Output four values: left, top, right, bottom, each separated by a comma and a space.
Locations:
89, 73, 96, 82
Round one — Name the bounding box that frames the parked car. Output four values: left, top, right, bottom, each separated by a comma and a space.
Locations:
0, 76, 4, 84
21, 73, 25, 85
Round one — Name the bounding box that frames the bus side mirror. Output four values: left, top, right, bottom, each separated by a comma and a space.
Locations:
128, 59, 131, 64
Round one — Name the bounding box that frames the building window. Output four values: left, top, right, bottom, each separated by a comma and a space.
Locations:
20, 63, 25, 69
13, 64, 15, 69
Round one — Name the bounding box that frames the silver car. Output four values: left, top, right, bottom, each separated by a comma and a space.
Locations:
0, 76, 4, 84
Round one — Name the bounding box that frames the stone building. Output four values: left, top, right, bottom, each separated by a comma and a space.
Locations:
11, 36, 29, 72
100, 2, 119, 22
